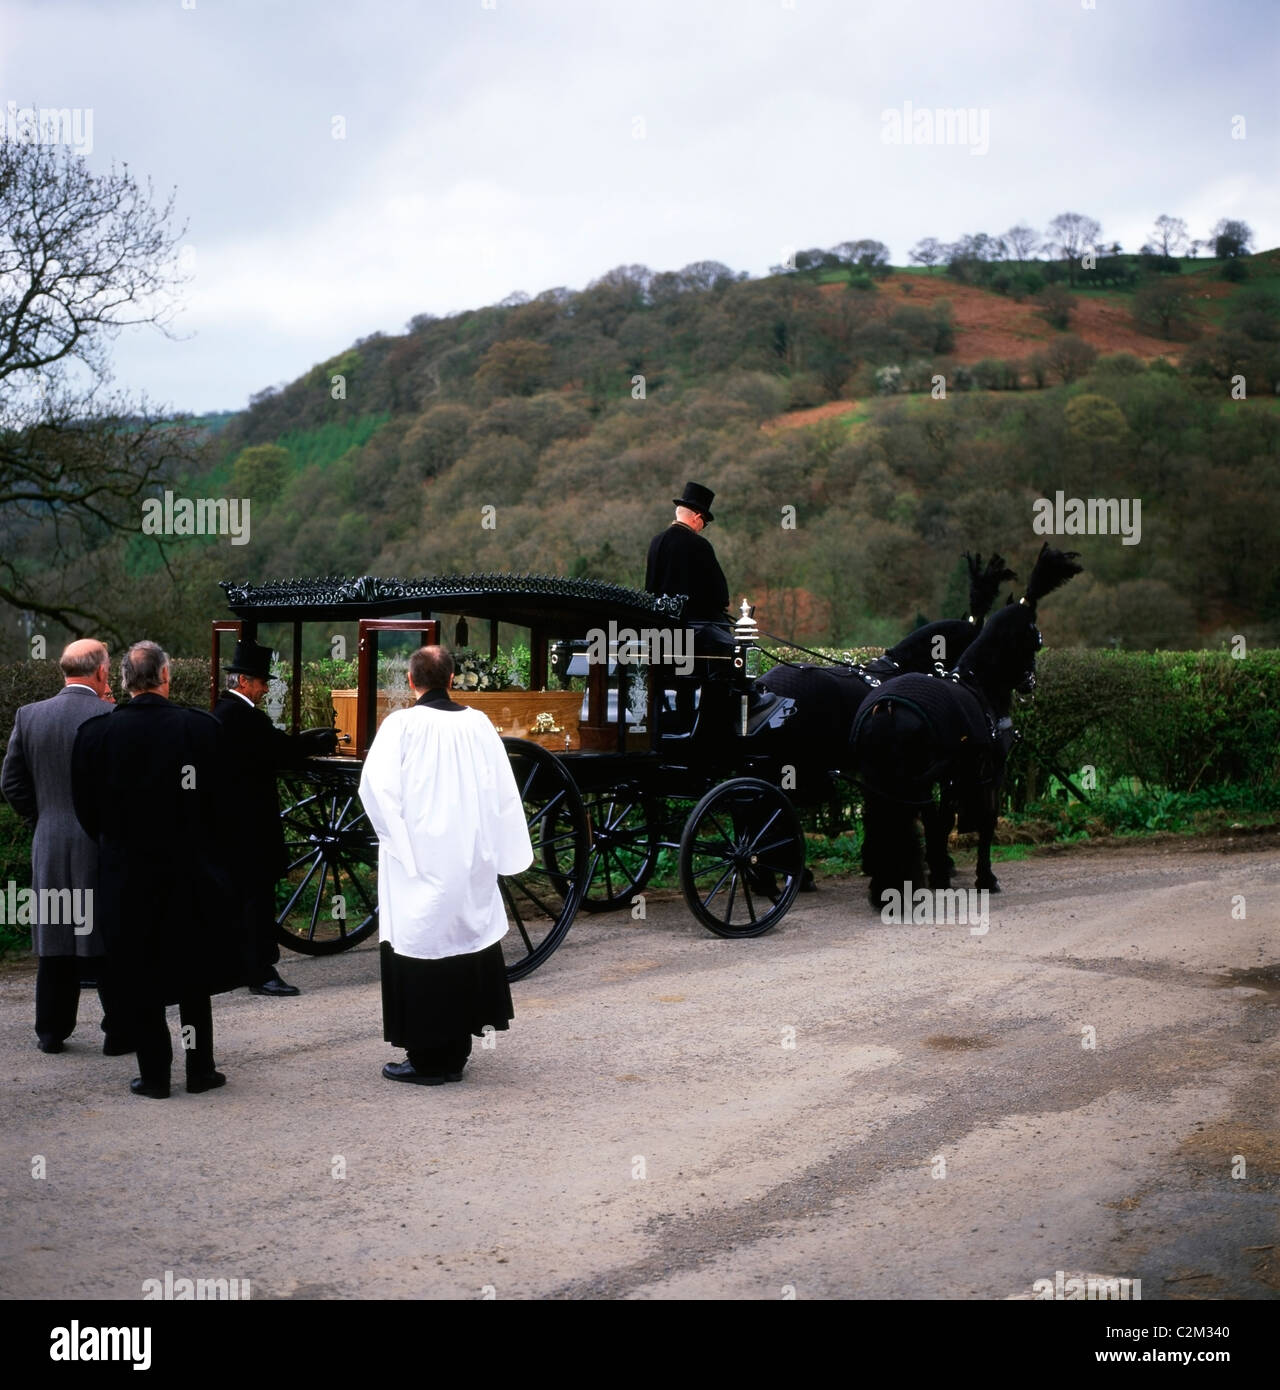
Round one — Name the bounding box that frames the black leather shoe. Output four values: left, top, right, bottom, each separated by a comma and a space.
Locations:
130, 1077, 170, 1099
186, 1070, 226, 1094
103, 1037, 136, 1056
382, 1061, 462, 1086
249, 977, 300, 997
37, 1035, 64, 1054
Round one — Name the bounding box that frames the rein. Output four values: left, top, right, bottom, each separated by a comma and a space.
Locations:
758, 631, 883, 674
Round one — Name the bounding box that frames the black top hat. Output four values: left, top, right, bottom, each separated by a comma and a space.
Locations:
673, 481, 715, 524
225, 638, 273, 681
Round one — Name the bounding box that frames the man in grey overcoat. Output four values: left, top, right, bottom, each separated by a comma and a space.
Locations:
0, 638, 131, 1053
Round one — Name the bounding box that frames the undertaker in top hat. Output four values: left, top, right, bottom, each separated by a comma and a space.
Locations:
211, 639, 337, 997
645, 481, 731, 624
645, 482, 735, 720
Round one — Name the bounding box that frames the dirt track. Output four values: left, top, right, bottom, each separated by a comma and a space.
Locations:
2, 838, 1277, 1301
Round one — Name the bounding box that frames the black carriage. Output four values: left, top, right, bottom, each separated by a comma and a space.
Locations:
213, 573, 812, 981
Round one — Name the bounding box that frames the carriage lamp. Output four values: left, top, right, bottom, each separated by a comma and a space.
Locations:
734, 598, 762, 678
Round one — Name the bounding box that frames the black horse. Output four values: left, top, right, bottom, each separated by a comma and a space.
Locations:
754, 551, 1017, 795
852, 544, 1082, 908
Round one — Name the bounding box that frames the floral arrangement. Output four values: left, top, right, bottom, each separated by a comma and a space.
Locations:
452, 648, 524, 693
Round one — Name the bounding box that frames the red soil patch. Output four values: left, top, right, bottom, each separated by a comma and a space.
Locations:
761, 399, 861, 433
819, 275, 1185, 364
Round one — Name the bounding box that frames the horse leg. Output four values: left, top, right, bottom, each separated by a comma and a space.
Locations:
863, 794, 912, 911
925, 799, 955, 889
975, 791, 1001, 893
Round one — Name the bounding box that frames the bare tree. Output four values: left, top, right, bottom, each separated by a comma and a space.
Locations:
1043, 333, 1097, 384
1134, 280, 1197, 340
1045, 211, 1103, 286
908, 237, 944, 268
1149, 214, 1189, 259
1002, 224, 1040, 261
0, 137, 193, 635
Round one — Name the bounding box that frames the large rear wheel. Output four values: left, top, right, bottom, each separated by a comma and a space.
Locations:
275, 769, 380, 956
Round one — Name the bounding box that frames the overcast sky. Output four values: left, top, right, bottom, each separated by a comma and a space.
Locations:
3, 0, 1275, 414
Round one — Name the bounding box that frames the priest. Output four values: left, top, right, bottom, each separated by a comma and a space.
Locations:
358, 645, 533, 1085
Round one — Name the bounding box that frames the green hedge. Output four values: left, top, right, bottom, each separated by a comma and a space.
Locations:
1009, 649, 1280, 805
764, 646, 1280, 806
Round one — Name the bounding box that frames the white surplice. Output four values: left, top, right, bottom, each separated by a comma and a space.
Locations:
358, 704, 533, 960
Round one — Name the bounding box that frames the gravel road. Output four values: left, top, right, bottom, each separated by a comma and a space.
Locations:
2, 837, 1277, 1301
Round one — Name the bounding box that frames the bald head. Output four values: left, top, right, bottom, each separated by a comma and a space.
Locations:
60, 640, 110, 696
61, 639, 107, 678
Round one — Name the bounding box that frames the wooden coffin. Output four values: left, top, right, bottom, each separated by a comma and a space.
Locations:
330, 688, 583, 753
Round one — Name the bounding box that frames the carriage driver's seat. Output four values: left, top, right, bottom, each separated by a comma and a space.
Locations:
662, 618, 737, 736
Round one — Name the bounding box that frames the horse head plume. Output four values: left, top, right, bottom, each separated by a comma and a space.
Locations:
965, 552, 1017, 624
1021, 543, 1083, 609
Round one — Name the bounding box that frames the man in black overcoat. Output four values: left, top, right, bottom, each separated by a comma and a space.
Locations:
72, 640, 245, 1099
645, 481, 731, 624
645, 481, 735, 722
211, 638, 336, 996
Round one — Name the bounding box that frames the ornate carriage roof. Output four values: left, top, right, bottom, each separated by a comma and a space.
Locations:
219, 573, 686, 631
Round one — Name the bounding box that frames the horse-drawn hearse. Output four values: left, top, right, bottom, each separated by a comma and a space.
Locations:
212, 572, 808, 982
213, 549, 1080, 980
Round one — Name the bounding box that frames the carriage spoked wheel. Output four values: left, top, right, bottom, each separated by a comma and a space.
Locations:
544, 786, 662, 913
501, 738, 590, 981
678, 778, 805, 938
275, 770, 380, 956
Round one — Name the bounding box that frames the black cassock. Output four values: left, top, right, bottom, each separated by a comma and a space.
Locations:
645, 522, 730, 621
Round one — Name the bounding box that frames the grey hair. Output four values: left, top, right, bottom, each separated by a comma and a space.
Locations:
122, 640, 169, 694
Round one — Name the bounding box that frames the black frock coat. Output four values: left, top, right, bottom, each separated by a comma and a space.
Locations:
210, 691, 315, 883
71, 694, 248, 1004
644, 522, 730, 621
